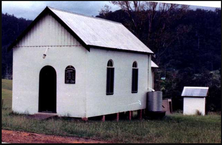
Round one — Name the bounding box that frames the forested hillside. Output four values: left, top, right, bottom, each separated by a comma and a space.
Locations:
2, 13, 32, 79
1, 5, 221, 112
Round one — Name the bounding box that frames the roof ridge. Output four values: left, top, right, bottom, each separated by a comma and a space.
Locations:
47, 6, 123, 25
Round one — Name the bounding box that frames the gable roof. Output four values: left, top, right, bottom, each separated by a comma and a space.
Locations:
8, 7, 153, 54
181, 87, 209, 97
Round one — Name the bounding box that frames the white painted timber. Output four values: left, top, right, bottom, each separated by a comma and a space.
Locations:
16, 14, 79, 47
85, 47, 151, 117
182, 86, 208, 116
12, 7, 154, 118
13, 14, 88, 117
183, 98, 206, 115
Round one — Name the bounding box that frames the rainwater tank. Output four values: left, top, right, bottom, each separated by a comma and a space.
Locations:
146, 91, 165, 119
147, 91, 163, 112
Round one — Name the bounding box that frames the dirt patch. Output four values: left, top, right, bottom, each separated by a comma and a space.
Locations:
2, 130, 109, 143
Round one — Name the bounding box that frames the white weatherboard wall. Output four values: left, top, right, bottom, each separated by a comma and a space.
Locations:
86, 48, 151, 117
12, 11, 153, 118
183, 98, 206, 115
12, 14, 88, 117
151, 70, 155, 90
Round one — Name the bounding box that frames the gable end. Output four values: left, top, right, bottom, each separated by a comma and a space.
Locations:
7, 7, 90, 51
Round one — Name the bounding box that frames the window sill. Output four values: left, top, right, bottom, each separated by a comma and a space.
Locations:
131, 91, 138, 93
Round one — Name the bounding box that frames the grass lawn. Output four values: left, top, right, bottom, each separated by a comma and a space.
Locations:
2, 79, 221, 143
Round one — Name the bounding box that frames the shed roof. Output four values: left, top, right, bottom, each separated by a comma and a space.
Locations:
151, 60, 158, 68
8, 7, 153, 54
181, 86, 209, 97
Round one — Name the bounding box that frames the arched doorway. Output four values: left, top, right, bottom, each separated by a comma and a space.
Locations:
39, 65, 56, 113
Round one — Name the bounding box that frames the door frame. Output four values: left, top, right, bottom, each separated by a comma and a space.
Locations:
38, 65, 57, 113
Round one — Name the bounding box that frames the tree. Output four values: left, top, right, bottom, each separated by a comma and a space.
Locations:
99, 5, 112, 17
109, 1, 190, 66
2, 13, 32, 79
98, 3, 221, 112
110, 1, 146, 37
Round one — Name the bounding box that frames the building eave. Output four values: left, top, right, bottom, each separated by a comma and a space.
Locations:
89, 45, 153, 55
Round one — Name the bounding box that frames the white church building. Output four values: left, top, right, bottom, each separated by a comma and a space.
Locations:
8, 7, 157, 119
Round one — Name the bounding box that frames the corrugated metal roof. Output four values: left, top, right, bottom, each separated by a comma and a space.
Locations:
181, 86, 209, 97
49, 7, 153, 54
151, 60, 158, 68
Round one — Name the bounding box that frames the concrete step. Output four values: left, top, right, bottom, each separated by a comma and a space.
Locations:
28, 112, 58, 120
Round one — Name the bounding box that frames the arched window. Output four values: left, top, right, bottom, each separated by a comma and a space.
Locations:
65, 65, 76, 84
132, 61, 137, 68
106, 59, 114, 95
132, 61, 138, 93
107, 60, 113, 67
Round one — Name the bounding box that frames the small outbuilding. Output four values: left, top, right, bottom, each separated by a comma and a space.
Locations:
181, 86, 209, 116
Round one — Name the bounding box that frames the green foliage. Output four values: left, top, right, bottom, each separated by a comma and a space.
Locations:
98, 7, 221, 112
154, 69, 221, 111
2, 79, 12, 109
2, 13, 32, 79
2, 79, 13, 90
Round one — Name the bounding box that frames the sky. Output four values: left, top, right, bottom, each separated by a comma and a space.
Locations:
2, 1, 221, 20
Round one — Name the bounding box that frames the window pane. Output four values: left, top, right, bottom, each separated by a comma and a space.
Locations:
133, 61, 137, 68
65, 66, 75, 84
132, 68, 138, 93
106, 67, 114, 95
107, 60, 113, 67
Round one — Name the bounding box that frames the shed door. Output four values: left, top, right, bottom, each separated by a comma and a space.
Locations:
39, 66, 56, 113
